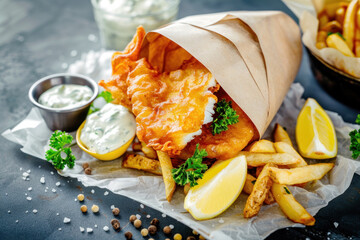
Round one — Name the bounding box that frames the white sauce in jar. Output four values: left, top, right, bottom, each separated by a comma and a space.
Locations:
80, 103, 136, 154
38, 84, 93, 109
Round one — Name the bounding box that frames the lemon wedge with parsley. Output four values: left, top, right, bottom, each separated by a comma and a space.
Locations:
184, 155, 247, 220
296, 98, 337, 159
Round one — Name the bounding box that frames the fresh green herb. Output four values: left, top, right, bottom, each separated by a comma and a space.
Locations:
171, 144, 208, 187
88, 91, 114, 115
251, 180, 256, 185
327, 32, 346, 41
349, 114, 360, 159
284, 186, 291, 194
211, 99, 239, 135
45, 131, 76, 170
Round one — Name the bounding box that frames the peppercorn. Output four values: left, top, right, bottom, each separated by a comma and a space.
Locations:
124, 231, 132, 239
174, 233, 182, 240
82, 162, 89, 169
140, 228, 148, 236
85, 168, 92, 175
134, 219, 142, 228
80, 205, 87, 213
148, 225, 157, 235
150, 217, 159, 226
199, 235, 206, 240
187, 237, 196, 240
163, 226, 172, 235
192, 230, 198, 235
91, 204, 99, 213
111, 219, 120, 231
129, 215, 137, 223
77, 194, 85, 201
112, 207, 120, 216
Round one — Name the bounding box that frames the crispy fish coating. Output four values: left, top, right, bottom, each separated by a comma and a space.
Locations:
179, 88, 258, 160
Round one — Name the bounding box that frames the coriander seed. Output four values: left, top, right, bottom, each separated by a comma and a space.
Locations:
174, 233, 182, 240
187, 237, 196, 240
124, 231, 132, 239
134, 219, 142, 228
148, 225, 157, 235
129, 214, 137, 223
77, 194, 84, 201
150, 218, 159, 226
112, 207, 120, 216
80, 205, 87, 213
91, 204, 99, 213
82, 162, 89, 169
163, 226, 171, 235
85, 168, 92, 175
140, 228, 148, 236
111, 219, 120, 231
192, 230, 198, 235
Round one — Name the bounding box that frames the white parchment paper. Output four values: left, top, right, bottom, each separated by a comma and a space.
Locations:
3, 50, 360, 240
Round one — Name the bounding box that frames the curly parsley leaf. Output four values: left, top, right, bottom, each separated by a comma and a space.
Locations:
171, 144, 208, 187
211, 99, 239, 135
45, 131, 75, 170
349, 114, 360, 159
88, 91, 114, 115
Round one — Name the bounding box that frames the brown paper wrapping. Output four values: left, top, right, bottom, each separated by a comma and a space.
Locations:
140, 11, 302, 137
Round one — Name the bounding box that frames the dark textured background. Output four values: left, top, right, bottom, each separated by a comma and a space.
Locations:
0, 0, 359, 239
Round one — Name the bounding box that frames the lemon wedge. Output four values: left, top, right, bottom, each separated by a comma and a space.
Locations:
184, 155, 247, 220
295, 98, 337, 159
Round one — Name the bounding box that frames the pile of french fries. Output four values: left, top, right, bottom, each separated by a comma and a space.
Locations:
122, 124, 334, 226
316, 0, 360, 57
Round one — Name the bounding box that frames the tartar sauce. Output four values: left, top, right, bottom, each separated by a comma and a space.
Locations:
80, 103, 136, 154
38, 84, 93, 109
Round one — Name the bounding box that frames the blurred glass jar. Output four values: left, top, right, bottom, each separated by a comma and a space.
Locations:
91, 0, 180, 50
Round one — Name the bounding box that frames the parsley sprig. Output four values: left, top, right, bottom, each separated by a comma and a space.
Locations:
211, 99, 239, 135
88, 91, 114, 115
45, 131, 76, 170
171, 144, 208, 187
349, 114, 360, 159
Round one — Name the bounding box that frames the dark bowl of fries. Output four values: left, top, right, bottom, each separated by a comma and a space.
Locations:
306, 47, 360, 109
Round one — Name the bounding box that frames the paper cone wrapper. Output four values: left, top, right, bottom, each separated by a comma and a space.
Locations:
140, 11, 302, 136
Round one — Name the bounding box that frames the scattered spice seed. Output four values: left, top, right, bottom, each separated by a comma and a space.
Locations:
134, 219, 142, 228
112, 208, 120, 216
192, 230, 198, 235
163, 226, 172, 235
91, 204, 99, 213
150, 218, 159, 226
125, 231, 133, 239
199, 235, 206, 240
187, 237, 196, 240
77, 194, 85, 201
149, 238, 155, 240
111, 219, 120, 231
140, 228, 148, 236
82, 162, 89, 169
148, 225, 157, 235
174, 233, 182, 240
165, 239, 170, 240
129, 215, 137, 223
85, 168, 92, 175
80, 205, 88, 213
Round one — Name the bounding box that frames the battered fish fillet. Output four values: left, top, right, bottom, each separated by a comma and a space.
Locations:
179, 88, 258, 160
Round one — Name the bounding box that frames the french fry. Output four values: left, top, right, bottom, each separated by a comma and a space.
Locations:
269, 163, 334, 185
243, 173, 275, 205
343, 0, 358, 51
243, 163, 275, 218
355, 28, 360, 57
273, 142, 307, 168
316, 31, 328, 49
122, 154, 162, 175
320, 20, 342, 33
245, 139, 276, 153
141, 142, 157, 159
335, 7, 346, 25
273, 123, 293, 146
239, 152, 300, 167
156, 151, 176, 202
272, 183, 315, 226
255, 166, 264, 178
132, 142, 142, 151
326, 33, 356, 57
264, 190, 276, 205
318, 11, 329, 29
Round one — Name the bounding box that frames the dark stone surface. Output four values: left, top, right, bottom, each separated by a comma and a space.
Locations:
0, 0, 359, 239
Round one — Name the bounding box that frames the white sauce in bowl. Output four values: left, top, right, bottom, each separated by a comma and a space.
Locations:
80, 103, 136, 154
38, 84, 93, 109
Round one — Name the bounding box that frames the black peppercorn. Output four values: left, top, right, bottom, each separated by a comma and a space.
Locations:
112, 207, 120, 216
111, 219, 120, 231
150, 218, 159, 226
148, 225, 157, 235
124, 231, 132, 239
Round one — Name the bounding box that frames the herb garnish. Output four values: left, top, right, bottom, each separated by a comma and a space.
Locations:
171, 144, 208, 187
45, 131, 76, 170
211, 99, 239, 135
284, 186, 291, 194
349, 114, 360, 159
251, 180, 256, 185
88, 91, 114, 114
